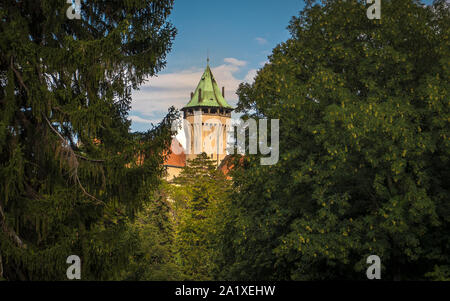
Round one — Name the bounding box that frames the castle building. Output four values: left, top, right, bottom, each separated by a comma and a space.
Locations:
182, 61, 234, 165
164, 61, 234, 180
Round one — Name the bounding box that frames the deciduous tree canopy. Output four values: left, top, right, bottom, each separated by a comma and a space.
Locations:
217, 0, 450, 280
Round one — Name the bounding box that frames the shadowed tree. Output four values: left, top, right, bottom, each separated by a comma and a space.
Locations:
217, 0, 450, 280
121, 188, 182, 281
0, 0, 177, 280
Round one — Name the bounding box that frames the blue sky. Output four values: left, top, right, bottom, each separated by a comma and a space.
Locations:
164, 0, 305, 76
130, 0, 436, 132
130, 0, 305, 132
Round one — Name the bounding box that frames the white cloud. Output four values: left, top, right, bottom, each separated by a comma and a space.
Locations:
129, 115, 159, 124
131, 57, 254, 121
223, 57, 247, 67
255, 37, 268, 45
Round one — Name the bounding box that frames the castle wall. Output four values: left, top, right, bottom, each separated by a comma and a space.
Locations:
184, 109, 231, 166
165, 166, 184, 181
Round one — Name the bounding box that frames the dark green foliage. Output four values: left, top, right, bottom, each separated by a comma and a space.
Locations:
170, 153, 231, 280
0, 0, 177, 280
121, 187, 182, 281
216, 0, 450, 280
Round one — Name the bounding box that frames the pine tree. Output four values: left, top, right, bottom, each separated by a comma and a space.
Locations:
0, 0, 177, 280
171, 153, 231, 280
122, 186, 182, 281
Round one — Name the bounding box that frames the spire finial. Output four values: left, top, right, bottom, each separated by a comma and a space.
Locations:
207, 50, 210, 66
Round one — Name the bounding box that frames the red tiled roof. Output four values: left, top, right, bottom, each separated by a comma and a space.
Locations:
164, 138, 186, 168
218, 155, 244, 179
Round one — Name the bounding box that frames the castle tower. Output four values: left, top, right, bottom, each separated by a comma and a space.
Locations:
181, 61, 234, 166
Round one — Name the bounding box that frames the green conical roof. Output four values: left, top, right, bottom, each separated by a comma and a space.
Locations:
183, 64, 233, 109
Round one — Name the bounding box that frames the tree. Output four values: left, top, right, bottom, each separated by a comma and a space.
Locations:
171, 153, 231, 280
121, 186, 182, 281
217, 0, 449, 280
0, 0, 177, 280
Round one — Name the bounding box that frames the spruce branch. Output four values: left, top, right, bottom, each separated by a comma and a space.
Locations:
0, 204, 27, 249
44, 115, 106, 206
11, 55, 106, 206
10, 56, 29, 94
76, 154, 105, 163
